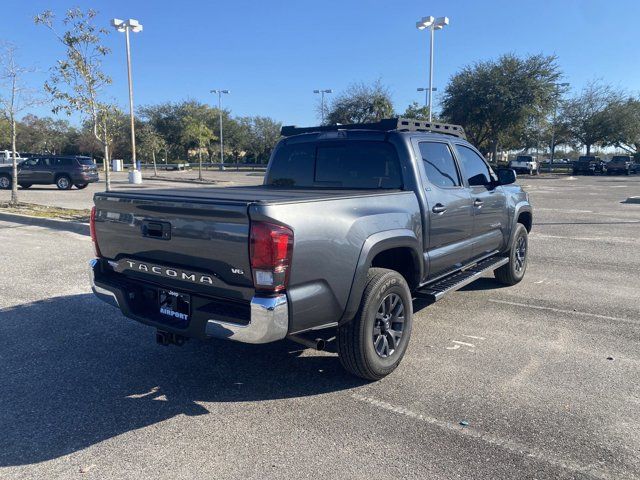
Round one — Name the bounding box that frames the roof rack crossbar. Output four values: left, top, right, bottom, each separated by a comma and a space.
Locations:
280, 117, 466, 140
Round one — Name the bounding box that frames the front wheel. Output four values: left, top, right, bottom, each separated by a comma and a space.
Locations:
56, 175, 72, 190
337, 268, 413, 381
0, 174, 11, 190
19, 183, 32, 189
495, 223, 529, 286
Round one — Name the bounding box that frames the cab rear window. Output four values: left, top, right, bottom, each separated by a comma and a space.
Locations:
266, 141, 403, 189
76, 158, 95, 166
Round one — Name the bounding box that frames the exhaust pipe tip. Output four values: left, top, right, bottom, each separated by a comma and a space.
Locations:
289, 334, 326, 351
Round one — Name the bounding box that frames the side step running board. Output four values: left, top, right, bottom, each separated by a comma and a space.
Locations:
415, 256, 509, 302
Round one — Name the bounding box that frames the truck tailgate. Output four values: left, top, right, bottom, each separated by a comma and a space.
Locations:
93, 192, 255, 302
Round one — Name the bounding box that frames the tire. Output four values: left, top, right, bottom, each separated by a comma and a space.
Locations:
19, 183, 32, 189
495, 223, 529, 286
0, 174, 11, 190
56, 175, 72, 190
74, 183, 88, 189
337, 268, 413, 381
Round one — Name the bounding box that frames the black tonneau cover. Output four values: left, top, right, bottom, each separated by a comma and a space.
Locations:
95, 185, 403, 205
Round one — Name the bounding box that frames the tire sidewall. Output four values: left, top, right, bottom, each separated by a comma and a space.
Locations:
508, 224, 528, 281
359, 273, 413, 372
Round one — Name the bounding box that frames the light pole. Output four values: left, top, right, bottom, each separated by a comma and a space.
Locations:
549, 82, 570, 172
416, 16, 449, 122
111, 18, 143, 180
210, 89, 230, 171
417, 87, 437, 110
313, 89, 332, 124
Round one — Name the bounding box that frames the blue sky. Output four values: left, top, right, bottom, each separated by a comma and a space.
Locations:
4, 0, 640, 127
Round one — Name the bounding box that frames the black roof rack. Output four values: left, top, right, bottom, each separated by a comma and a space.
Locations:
280, 117, 466, 140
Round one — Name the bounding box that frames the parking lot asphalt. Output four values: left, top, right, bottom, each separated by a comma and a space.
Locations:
0, 175, 639, 480
0, 169, 266, 210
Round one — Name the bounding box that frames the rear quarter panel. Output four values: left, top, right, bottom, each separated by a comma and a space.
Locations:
251, 191, 422, 333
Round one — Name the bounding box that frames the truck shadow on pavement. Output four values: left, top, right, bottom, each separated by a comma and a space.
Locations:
0, 294, 365, 467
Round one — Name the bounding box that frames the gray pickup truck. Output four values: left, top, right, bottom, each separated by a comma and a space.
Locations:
90, 118, 532, 380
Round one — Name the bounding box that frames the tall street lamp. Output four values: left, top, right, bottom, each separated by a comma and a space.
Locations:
313, 89, 332, 124
111, 18, 143, 180
549, 82, 570, 172
416, 16, 449, 122
210, 89, 230, 171
417, 87, 437, 110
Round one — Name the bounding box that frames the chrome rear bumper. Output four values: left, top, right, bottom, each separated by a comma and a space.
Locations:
205, 294, 288, 344
89, 259, 289, 344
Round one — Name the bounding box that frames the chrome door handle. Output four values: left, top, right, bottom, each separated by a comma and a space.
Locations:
432, 204, 447, 214
474, 199, 484, 207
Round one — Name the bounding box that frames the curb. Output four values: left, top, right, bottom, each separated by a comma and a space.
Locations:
0, 211, 89, 236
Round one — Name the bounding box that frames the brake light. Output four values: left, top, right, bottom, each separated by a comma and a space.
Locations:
90, 206, 102, 257
250, 221, 293, 292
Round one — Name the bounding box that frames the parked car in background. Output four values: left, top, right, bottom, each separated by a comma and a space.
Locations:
0, 155, 99, 190
573, 156, 605, 175
0, 150, 26, 165
508, 155, 539, 175
606, 155, 636, 175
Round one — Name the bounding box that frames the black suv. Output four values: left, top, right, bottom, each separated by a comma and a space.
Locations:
0, 155, 99, 190
573, 156, 605, 175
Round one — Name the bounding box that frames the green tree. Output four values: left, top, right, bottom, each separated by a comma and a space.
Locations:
401, 101, 431, 121
35, 8, 115, 191
137, 123, 166, 176
182, 118, 214, 180
245, 116, 282, 164
0, 43, 41, 204
326, 81, 394, 125
441, 53, 561, 159
603, 96, 640, 155
562, 82, 622, 155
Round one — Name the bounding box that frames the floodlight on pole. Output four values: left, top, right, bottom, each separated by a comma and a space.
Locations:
549, 82, 570, 171
210, 89, 230, 171
417, 87, 437, 108
416, 15, 449, 122
314, 89, 333, 124
112, 18, 143, 181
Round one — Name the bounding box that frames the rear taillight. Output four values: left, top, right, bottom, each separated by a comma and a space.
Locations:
249, 221, 293, 292
90, 206, 101, 257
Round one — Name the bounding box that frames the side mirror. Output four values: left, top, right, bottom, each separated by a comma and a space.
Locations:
497, 168, 517, 185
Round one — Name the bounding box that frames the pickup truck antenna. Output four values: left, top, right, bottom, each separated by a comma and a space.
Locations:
280, 117, 466, 140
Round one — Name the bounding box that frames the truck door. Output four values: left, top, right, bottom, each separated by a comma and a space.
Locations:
17, 158, 39, 183
453, 144, 508, 259
32, 157, 54, 184
413, 139, 474, 278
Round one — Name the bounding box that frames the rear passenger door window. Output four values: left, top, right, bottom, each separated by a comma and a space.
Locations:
418, 142, 461, 188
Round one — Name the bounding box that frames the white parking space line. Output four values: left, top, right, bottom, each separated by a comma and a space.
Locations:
488, 299, 638, 326
531, 233, 640, 244
351, 394, 615, 480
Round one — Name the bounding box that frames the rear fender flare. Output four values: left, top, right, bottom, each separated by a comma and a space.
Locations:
340, 229, 422, 324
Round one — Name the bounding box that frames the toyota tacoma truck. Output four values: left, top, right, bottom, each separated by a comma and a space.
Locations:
90, 118, 532, 380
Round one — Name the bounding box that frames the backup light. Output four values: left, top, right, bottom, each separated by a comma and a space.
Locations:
250, 221, 293, 292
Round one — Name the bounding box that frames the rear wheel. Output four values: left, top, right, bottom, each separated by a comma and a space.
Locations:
56, 175, 72, 190
74, 183, 88, 189
0, 174, 11, 190
337, 268, 413, 381
495, 223, 528, 286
